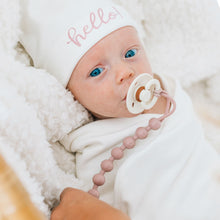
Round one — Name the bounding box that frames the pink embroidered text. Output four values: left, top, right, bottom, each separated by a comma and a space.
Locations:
67, 7, 123, 47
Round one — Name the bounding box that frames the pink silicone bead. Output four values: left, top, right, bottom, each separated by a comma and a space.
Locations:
135, 127, 148, 139
149, 118, 161, 130
101, 160, 113, 172
111, 147, 124, 160
123, 136, 135, 149
88, 189, 100, 198
93, 174, 105, 186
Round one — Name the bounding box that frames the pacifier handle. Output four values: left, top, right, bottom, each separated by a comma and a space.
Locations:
126, 73, 161, 114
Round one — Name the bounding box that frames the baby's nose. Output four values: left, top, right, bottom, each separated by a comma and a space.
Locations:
116, 70, 134, 84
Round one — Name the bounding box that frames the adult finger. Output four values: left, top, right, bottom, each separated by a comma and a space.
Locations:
59, 187, 75, 201
50, 205, 62, 220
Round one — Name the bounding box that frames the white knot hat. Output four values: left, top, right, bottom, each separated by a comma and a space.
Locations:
20, 0, 138, 87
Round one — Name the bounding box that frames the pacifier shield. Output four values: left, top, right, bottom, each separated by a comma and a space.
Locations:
126, 73, 161, 114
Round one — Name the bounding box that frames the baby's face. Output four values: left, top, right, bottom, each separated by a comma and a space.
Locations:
67, 26, 152, 118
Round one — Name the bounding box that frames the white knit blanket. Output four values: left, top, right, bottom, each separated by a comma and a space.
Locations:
0, 0, 220, 217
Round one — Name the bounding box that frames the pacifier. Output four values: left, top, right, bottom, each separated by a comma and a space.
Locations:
126, 73, 161, 114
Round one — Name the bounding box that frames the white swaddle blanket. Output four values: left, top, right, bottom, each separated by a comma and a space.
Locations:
61, 79, 220, 220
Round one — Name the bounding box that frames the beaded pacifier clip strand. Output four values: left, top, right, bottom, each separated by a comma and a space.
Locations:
88, 73, 176, 198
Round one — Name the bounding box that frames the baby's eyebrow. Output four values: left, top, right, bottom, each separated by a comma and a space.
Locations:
86, 49, 102, 62
89, 55, 106, 69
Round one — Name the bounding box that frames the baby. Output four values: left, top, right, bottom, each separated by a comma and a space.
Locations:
21, 0, 220, 219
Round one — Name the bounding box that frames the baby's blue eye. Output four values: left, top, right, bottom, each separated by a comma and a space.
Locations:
125, 49, 137, 58
90, 67, 104, 77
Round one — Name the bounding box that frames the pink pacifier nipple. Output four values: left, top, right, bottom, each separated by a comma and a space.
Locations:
126, 73, 161, 114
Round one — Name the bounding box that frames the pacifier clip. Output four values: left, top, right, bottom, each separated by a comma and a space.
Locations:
88, 73, 176, 198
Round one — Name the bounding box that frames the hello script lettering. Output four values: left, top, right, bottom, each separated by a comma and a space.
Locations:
67, 7, 123, 47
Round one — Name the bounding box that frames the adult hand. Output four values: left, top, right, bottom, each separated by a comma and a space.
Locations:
50, 187, 130, 220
